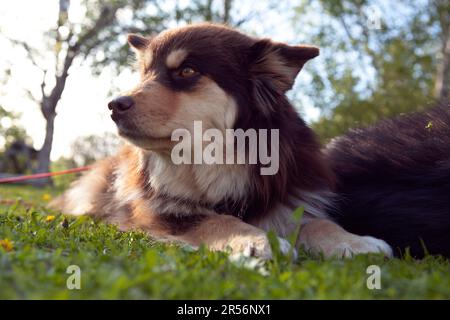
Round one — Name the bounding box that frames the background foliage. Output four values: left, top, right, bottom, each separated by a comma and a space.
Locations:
294, 0, 449, 141
0, 0, 448, 170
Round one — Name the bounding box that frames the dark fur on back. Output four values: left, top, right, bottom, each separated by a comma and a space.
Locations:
326, 105, 450, 258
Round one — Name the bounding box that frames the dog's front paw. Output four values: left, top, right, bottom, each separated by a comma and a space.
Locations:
299, 219, 393, 259
227, 235, 295, 260
302, 234, 393, 259
231, 235, 272, 259
342, 235, 393, 258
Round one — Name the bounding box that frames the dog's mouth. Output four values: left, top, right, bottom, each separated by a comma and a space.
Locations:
117, 127, 145, 141
110, 112, 137, 136
111, 114, 173, 151
110, 110, 121, 123
110, 110, 140, 136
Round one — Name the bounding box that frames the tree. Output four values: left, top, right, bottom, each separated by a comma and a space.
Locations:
172, 0, 250, 26
4, 0, 245, 185
433, 0, 450, 105
4, 0, 164, 184
293, 0, 449, 141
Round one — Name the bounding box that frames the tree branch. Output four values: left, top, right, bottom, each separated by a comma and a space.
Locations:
334, 6, 381, 75
43, 3, 121, 116
223, 0, 232, 24
69, 4, 120, 54
24, 88, 38, 103
7, 38, 45, 71
40, 70, 47, 100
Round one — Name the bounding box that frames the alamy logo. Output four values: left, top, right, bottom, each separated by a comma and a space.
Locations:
366, 265, 381, 290
66, 265, 81, 290
171, 121, 280, 175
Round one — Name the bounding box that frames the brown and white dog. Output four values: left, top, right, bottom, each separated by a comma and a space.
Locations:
50, 23, 392, 259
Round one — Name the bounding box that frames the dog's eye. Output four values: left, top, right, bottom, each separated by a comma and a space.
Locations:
178, 67, 198, 78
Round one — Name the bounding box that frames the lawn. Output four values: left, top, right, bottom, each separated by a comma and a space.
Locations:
1, 184, 449, 299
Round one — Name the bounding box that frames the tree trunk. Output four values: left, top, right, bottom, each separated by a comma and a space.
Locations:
33, 114, 55, 186
16, 2, 120, 186
434, 23, 450, 105
33, 61, 71, 186
205, 0, 213, 21
223, 0, 232, 24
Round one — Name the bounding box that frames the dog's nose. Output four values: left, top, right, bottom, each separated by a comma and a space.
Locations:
108, 96, 135, 112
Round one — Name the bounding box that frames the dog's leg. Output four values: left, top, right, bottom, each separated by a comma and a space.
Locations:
147, 213, 294, 260
298, 219, 393, 258
49, 157, 116, 217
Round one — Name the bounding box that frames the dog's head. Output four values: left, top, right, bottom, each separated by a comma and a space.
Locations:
108, 23, 319, 151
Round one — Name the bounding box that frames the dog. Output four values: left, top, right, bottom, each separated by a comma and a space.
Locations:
326, 105, 450, 258
50, 23, 392, 259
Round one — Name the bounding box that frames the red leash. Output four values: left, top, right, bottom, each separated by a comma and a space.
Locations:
0, 166, 92, 184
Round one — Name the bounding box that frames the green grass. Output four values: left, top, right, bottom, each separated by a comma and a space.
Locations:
1, 185, 450, 299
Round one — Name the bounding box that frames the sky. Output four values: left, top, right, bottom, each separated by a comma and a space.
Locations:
0, 0, 321, 160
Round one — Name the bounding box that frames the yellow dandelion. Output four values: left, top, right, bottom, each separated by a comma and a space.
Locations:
0, 239, 14, 252
46, 215, 56, 222
42, 194, 52, 201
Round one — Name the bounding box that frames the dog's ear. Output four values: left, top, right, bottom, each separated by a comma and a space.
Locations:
249, 39, 319, 93
127, 34, 150, 51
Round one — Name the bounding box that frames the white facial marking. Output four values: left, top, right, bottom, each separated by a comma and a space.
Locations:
166, 49, 188, 69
